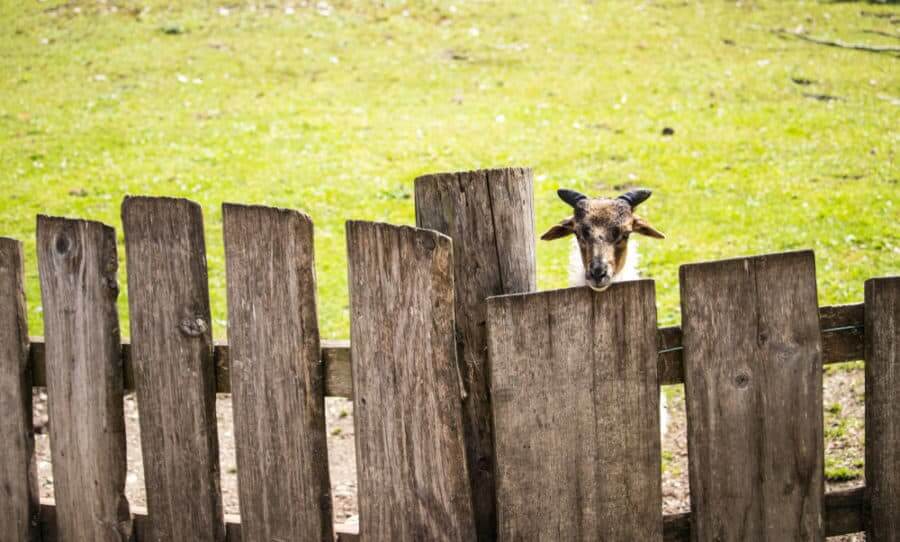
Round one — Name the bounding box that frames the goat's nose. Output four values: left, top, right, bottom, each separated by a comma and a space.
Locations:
589, 262, 608, 282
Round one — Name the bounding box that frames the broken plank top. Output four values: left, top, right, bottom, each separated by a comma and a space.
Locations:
680, 251, 824, 541
222, 203, 333, 542
347, 221, 476, 542
487, 281, 662, 541
121, 196, 224, 542
36, 216, 131, 542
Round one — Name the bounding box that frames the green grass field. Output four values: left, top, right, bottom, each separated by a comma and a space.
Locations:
2, 0, 897, 339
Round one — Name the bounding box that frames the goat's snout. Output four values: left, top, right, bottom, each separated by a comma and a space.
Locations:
588, 260, 609, 283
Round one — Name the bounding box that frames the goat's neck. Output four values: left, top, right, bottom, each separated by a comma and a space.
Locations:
568, 238, 641, 287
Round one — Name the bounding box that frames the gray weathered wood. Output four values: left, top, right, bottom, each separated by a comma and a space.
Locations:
0, 238, 39, 542
222, 204, 333, 541
414, 166, 535, 540
865, 276, 900, 541
487, 281, 662, 540
121, 196, 224, 542
347, 221, 476, 541
36, 216, 131, 541
680, 251, 824, 541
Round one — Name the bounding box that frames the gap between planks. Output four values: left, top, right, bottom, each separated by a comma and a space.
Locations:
26, 303, 865, 396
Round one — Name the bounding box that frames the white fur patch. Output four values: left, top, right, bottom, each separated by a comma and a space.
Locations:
567, 238, 668, 439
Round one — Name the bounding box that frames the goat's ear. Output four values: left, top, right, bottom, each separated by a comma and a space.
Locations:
632, 216, 665, 239
540, 218, 575, 241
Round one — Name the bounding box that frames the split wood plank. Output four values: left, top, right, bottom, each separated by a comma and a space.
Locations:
0, 238, 40, 542
680, 251, 824, 541
347, 221, 476, 541
36, 216, 131, 541
865, 276, 900, 541
121, 196, 225, 542
487, 281, 662, 541
222, 204, 333, 541
414, 167, 536, 540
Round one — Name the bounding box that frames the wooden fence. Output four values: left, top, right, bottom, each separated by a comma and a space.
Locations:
0, 167, 896, 542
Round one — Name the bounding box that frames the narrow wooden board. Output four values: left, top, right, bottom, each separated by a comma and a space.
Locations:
414, 166, 535, 540
222, 204, 333, 541
680, 251, 824, 541
487, 281, 662, 540
865, 276, 900, 541
0, 238, 40, 542
36, 217, 131, 541
121, 196, 224, 542
346, 221, 476, 541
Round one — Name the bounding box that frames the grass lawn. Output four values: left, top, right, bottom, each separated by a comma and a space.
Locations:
1, 0, 897, 339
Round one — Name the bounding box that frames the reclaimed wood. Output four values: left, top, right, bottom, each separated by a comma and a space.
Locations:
347, 221, 476, 541
121, 196, 224, 542
36, 217, 131, 541
488, 281, 662, 540
0, 238, 39, 542
222, 204, 333, 541
414, 167, 535, 540
27, 303, 865, 394
680, 251, 824, 541
865, 276, 900, 541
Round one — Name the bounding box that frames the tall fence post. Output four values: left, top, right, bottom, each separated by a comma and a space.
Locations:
0, 238, 40, 542
122, 196, 225, 542
37, 216, 131, 542
865, 276, 899, 540
347, 221, 476, 541
414, 167, 535, 540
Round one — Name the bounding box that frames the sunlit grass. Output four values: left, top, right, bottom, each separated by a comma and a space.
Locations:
1, 0, 897, 339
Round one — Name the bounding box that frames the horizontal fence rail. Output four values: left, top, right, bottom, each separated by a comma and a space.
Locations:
26, 302, 864, 395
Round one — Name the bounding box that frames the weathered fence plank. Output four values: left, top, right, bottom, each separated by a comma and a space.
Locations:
222, 204, 333, 541
0, 238, 40, 542
121, 196, 224, 542
414, 167, 535, 540
347, 221, 476, 541
680, 251, 824, 541
865, 276, 900, 541
487, 282, 662, 540
36, 217, 131, 541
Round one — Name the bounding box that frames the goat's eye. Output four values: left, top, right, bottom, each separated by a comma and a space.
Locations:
617, 232, 630, 244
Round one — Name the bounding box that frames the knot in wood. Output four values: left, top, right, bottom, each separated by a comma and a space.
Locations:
179, 317, 208, 337
54, 233, 71, 255
734, 372, 751, 389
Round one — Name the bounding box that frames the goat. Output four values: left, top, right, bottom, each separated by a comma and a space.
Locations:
541, 187, 669, 437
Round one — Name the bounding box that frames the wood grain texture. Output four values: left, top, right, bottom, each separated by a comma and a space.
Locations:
0, 238, 39, 542
680, 251, 824, 541
414, 166, 535, 540
347, 221, 476, 541
36, 217, 131, 542
121, 196, 224, 542
865, 276, 900, 541
487, 282, 662, 541
222, 204, 333, 542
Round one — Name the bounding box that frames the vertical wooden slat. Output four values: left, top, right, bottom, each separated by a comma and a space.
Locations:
346, 221, 476, 541
222, 204, 333, 541
680, 251, 824, 541
487, 282, 662, 540
121, 196, 224, 542
0, 238, 40, 542
414, 167, 535, 540
36, 216, 131, 541
865, 276, 900, 541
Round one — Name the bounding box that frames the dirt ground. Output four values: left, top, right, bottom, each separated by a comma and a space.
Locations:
33, 365, 865, 538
